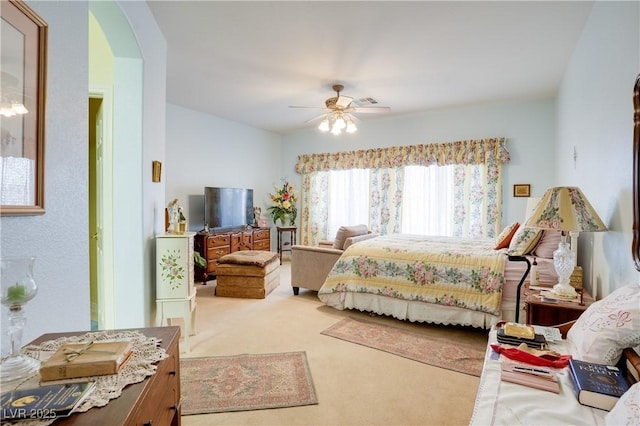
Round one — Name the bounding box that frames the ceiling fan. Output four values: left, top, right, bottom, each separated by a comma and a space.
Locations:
289, 84, 390, 134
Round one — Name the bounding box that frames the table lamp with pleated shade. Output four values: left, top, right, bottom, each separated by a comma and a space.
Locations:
523, 187, 607, 298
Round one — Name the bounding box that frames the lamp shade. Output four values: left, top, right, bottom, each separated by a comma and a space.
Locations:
523, 186, 607, 232
525, 197, 541, 220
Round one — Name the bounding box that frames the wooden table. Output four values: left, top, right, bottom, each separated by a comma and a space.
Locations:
26, 326, 181, 426
525, 287, 594, 326
276, 226, 297, 264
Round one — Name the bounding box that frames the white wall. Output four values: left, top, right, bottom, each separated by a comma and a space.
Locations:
165, 104, 282, 241
282, 98, 557, 228
556, 0, 640, 296
1, 1, 90, 342
115, 1, 167, 327
0, 0, 166, 345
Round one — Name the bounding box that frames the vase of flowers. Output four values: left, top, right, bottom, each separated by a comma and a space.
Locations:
267, 181, 297, 226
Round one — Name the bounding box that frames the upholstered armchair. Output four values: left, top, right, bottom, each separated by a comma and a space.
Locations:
290, 225, 378, 295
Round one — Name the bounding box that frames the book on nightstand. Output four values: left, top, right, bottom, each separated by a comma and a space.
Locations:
500, 360, 560, 393
39, 340, 133, 382
568, 359, 631, 411
1, 382, 95, 420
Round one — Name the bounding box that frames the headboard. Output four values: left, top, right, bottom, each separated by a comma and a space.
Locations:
627, 75, 640, 384
633, 74, 639, 271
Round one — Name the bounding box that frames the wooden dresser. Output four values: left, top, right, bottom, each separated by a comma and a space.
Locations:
195, 227, 271, 281
27, 326, 181, 426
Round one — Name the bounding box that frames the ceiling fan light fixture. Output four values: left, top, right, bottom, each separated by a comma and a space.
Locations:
318, 118, 330, 132
294, 84, 389, 136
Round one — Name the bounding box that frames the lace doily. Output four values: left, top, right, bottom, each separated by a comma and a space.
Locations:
3, 330, 168, 425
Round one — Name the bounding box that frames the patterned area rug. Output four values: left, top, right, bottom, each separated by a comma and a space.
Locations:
180, 351, 318, 415
321, 317, 486, 376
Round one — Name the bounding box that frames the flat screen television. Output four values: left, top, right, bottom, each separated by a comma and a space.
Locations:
204, 187, 254, 230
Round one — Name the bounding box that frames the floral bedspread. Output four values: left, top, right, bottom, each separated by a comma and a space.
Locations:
318, 234, 507, 316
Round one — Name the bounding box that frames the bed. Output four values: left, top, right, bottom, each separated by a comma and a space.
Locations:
317, 229, 559, 329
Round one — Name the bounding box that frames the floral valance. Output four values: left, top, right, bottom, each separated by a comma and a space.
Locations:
295, 137, 509, 174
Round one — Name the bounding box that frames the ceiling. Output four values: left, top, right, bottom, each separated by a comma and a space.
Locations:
147, 1, 594, 134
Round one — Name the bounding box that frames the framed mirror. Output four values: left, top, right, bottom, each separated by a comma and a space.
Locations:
0, 0, 47, 216
633, 74, 639, 271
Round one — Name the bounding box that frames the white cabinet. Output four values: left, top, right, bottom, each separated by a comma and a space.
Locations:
155, 232, 196, 352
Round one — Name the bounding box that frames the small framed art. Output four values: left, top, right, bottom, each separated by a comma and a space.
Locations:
152, 161, 162, 182
513, 184, 530, 197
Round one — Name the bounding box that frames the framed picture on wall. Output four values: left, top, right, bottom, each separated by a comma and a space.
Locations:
1, 0, 48, 216
513, 184, 531, 197
152, 161, 162, 182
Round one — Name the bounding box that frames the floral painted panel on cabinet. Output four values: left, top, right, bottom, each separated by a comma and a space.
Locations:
156, 232, 195, 299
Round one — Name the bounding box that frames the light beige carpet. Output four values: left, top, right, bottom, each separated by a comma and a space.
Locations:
181, 261, 488, 425
321, 317, 485, 376
181, 352, 318, 414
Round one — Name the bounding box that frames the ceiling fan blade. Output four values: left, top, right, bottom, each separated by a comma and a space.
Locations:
289, 105, 327, 109
304, 113, 328, 124
346, 113, 361, 123
336, 95, 353, 108
351, 106, 391, 113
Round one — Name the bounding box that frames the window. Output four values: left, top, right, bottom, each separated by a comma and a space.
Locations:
401, 165, 454, 236
326, 169, 369, 238
296, 139, 508, 245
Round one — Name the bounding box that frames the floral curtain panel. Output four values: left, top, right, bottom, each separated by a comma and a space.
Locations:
452, 147, 502, 238
369, 167, 403, 236
295, 138, 510, 173
297, 138, 509, 245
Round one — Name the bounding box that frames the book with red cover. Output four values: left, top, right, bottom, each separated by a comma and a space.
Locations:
568, 359, 631, 411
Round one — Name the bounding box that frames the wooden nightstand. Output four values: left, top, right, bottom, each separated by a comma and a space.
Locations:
525, 287, 594, 326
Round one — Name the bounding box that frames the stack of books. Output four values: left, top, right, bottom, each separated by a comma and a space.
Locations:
500, 360, 560, 393
0, 339, 133, 421
40, 340, 133, 382
497, 322, 548, 349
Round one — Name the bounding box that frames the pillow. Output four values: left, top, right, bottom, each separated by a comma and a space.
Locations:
343, 233, 378, 250
605, 382, 640, 425
506, 227, 543, 255
532, 230, 562, 259
567, 284, 640, 365
494, 222, 520, 249
333, 224, 369, 250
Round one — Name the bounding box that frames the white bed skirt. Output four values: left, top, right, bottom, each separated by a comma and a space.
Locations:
318, 291, 505, 329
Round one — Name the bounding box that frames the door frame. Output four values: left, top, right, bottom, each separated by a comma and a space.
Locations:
89, 86, 115, 329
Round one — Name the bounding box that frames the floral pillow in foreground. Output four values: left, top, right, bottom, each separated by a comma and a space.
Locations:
567, 284, 640, 365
